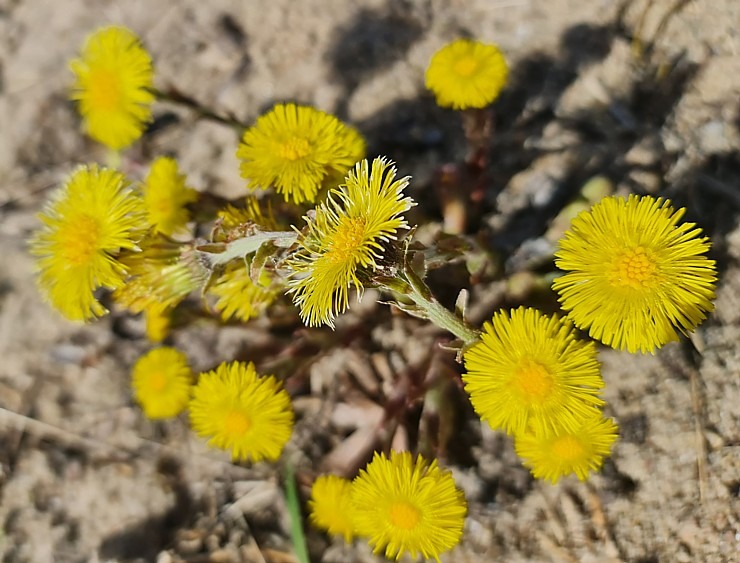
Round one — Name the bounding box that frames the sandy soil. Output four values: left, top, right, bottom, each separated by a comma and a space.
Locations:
0, 0, 738, 561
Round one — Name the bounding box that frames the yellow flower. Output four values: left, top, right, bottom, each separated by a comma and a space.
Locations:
143, 157, 198, 236
515, 414, 619, 484
287, 157, 414, 327
189, 362, 293, 462
322, 124, 367, 189
209, 263, 278, 322
351, 451, 466, 562
236, 103, 365, 204
30, 165, 145, 321
70, 26, 154, 149
462, 307, 604, 437
553, 195, 717, 353
309, 475, 356, 543
132, 347, 192, 419
425, 39, 508, 110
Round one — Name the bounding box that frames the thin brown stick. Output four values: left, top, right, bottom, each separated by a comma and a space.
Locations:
0, 407, 251, 475
151, 86, 249, 132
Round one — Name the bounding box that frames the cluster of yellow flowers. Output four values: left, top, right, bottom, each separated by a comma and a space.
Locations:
28, 25, 720, 561
463, 307, 615, 484
132, 352, 293, 462
461, 191, 716, 483
309, 452, 467, 561
31, 160, 205, 327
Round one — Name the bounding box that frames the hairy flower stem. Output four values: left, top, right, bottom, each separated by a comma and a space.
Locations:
405, 274, 480, 346
378, 259, 480, 346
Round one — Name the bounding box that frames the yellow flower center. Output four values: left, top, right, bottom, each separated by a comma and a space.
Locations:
610, 247, 658, 289
326, 217, 366, 265
279, 136, 312, 161
155, 196, 173, 215
59, 214, 101, 265
388, 500, 421, 530
148, 371, 169, 392
224, 410, 252, 436
550, 435, 585, 461
148, 196, 174, 225
453, 55, 479, 77
515, 359, 555, 402
88, 69, 122, 111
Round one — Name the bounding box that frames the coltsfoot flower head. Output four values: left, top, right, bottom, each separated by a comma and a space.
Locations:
309, 475, 356, 543
189, 361, 293, 462
287, 157, 414, 328
30, 165, 145, 321
143, 157, 198, 236
236, 103, 365, 204
462, 307, 604, 437
351, 451, 466, 562
553, 195, 717, 353
209, 263, 278, 323
515, 414, 619, 484
132, 347, 192, 419
70, 26, 154, 149
322, 123, 366, 189
425, 38, 509, 110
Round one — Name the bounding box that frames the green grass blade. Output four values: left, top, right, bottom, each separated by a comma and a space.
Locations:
284, 461, 310, 563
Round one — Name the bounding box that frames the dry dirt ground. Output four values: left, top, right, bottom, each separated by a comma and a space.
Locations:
1, 0, 739, 561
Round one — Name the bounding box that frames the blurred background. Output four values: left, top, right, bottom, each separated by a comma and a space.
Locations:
0, 0, 738, 561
